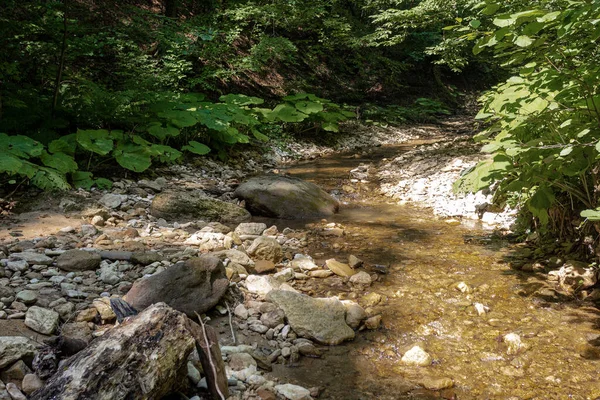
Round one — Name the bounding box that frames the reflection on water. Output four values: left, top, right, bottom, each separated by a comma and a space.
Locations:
261, 145, 600, 400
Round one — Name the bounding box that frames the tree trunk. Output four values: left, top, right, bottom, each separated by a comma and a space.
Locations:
30, 303, 196, 400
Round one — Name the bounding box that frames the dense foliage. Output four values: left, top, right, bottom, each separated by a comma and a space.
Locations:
453, 0, 600, 239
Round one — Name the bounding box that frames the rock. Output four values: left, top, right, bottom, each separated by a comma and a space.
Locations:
9, 252, 53, 266
61, 322, 92, 354
551, 261, 597, 292
361, 292, 382, 307
260, 308, 285, 328
80, 224, 98, 236
348, 255, 363, 268
0, 337, 36, 368
234, 175, 339, 219
275, 383, 313, 400
0, 360, 31, 387
325, 259, 356, 277
25, 306, 60, 335
0, 381, 10, 400
212, 250, 255, 269
504, 333, 523, 355
21, 374, 44, 395
349, 271, 371, 285
273, 268, 294, 282
308, 270, 333, 278
228, 353, 256, 371
456, 282, 471, 293
290, 255, 318, 271
419, 376, 453, 390
91, 215, 105, 226
297, 342, 322, 358
342, 301, 367, 329
99, 194, 126, 209
124, 255, 229, 317
254, 260, 276, 274
187, 362, 201, 385
55, 250, 101, 272
401, 346, 432, 366
53, 302, 75, 320
234, 304, 249, 320
247, 237, 283, 263
364, 315, 381, 329
99, 262, 121, 285
150, 191, 250, 224
234, 223, 267, 236
15, 291, 37, 306
266, 290, 354, 345
5, 383, 26, 400
245, 275, 282, 296
6, 260, 28, 272
92, 298, 116, 321
131, 252, 161, 266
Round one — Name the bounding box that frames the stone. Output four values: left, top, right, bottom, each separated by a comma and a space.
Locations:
504, 333, 523, 355
0, 337, 36, 368
551, 261, 598, 292
0, 360, 31, 386
260, 308, 286, 328
296, 342, 322, 358
99, 193, 127, 209
275, 383, 313, 400
308, 270, 333, 278
273, 268, 294, 282
254, 260, 276, 274
234, 304, 249, 320
91, 215, 105, 226
5, 383, 26, 400
150, 191, 250, 224
361, 292, 382, 307
342, 301, 367, 329
61, 322, 92, 354
92, 298, 116, 321
21, 374, 44, 395
229, 353, 256, 371
131, 252, 162, 266
15, 291, 37, 306
75, 308, 98, 322
234, 175, 339, 219
234, 223, 267, 236
349, 271, 372, 285
9, 252, 53, 266
419, 376, 453, 390
257, 388, 277, 400
247, 237, 283, 263
212, 250, 255, 268
325, 259, 356, 277
266, 290, 354, 345
80, 224, 98, 236
25, 306, 60, 335
401, 346, 432, 366
56, 250, 101, 272
6, 260, 29, 272
53, 302, 75, 320
348, 255, 363, 268
364, 315, 382, 329
124, 255, 229, 318
290, 255, 318, 271
99, 263, 121, 285
245, 275, 282, 296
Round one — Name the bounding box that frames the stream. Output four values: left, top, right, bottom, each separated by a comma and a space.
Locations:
257, 144, 600, 399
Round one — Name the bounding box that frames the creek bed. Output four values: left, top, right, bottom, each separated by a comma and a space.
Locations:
258, 144, 600, 400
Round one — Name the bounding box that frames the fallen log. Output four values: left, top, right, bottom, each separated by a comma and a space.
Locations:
30, 303, 226, 400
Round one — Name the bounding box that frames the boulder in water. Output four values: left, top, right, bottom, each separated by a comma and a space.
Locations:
233, 175, 339, 219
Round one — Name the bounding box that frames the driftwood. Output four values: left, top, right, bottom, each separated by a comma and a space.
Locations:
31, 302, 228, 400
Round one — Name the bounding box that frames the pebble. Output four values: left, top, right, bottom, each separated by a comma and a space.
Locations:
504, 333, 524, 355
25, 306, 60, 335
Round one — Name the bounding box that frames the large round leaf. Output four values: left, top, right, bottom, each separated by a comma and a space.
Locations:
76, 129, 114, 156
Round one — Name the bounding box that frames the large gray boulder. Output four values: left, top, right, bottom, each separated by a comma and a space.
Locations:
0, 337, 37, 369
266, 290, 355, 345
150, 191, 250, 223
124, 255, 229, 317
233, 175, 339, 219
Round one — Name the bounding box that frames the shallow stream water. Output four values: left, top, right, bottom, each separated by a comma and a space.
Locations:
260, 145, 600, 400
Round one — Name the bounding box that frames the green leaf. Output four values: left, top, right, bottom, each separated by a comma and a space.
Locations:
219, 94, 264, 106
48, 134, 76, 155
0, 154, 23, 174
469, 20, 481, 28
482, 4, 501, 15
76, 129, 114, 156
147, 123, 180, 140
150, 144, 182, 162
322, 122, 339, 132
94, 178, 113, 190
294, 101, 324, 114
271, 104, 308, 122
113, 144, 152, 173
31, 167, 70, 190
537, 11, 561, 23
157, 110, 198, 128
40, 151, 78, 173
514, 35, 534, 47
182, 141, 211, 155
251, 128, 269, 142
0, 133, 44, 159
581, 208, 600, 221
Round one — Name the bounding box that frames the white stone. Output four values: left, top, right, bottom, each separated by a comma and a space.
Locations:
504, 333, 523, 355
473, 302, 489, 316
290, 255, 319, 271
349, 271, 372, 285
401, 346, 432, 366
275, 383, 313, 400
245, 275, 281, 296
